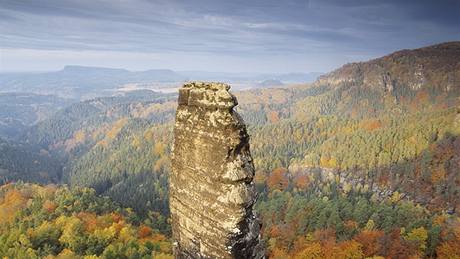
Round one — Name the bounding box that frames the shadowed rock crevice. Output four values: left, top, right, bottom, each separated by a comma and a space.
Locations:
170, 82, 264, 258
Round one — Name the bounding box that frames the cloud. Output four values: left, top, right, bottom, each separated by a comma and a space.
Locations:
0, 0, 459, 72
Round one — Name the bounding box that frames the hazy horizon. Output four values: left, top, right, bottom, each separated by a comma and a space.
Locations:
0, 64, 324, 75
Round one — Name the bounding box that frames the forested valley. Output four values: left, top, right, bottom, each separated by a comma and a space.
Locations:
0, 43, 459, 258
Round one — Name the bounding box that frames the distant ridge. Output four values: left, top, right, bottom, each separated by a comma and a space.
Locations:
315, 41, 460, 92
0, 65, 323, 99
62, 65, 129, 73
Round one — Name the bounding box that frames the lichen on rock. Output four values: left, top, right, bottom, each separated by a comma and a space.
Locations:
170, 82, 264, 258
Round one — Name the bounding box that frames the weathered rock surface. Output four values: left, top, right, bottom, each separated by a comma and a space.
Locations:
170, 82, 264, 258
315, 41, 460, 92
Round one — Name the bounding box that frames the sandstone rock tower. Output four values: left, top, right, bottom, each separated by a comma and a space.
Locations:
170, 82, 263, 258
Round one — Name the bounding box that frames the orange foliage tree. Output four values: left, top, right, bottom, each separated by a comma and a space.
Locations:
267, 168, 289, 191
294, 174, 310, 190
354, 230, 384, 257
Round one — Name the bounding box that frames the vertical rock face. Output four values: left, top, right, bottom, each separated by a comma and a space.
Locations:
170, 82, 263, 258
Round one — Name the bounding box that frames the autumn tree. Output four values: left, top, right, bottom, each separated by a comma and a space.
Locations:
267, 168, 289, 191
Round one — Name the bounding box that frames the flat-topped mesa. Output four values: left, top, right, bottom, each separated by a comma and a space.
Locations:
170, 82, 264, 258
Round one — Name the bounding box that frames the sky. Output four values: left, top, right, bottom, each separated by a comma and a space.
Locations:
0, 0, 459, 73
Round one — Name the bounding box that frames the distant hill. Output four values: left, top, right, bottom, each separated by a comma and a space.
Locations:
316, 41, 460, 93
0, 93, 73, 139
257, 79, 284, 88
0, 66, 322, 99
179, 71, 322, 83
23, 90, 176, 148
0, 66, 187, 99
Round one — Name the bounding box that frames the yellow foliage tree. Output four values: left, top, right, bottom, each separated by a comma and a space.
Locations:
106, 118, 128, 140
335, 240, 364, 259
405, 227, 428, 253
294, 242, 322, 259
153, 142, 166, 156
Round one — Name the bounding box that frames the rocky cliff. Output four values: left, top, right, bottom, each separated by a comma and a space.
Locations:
315, 41, 460, 92
170, 82, 263, 258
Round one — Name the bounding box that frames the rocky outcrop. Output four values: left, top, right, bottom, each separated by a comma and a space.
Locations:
315, 41, 460, 92
170, 82, 263, 258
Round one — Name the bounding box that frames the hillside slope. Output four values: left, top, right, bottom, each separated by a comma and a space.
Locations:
0, 93, 72, 139
18, 90, 176, 222
1, 42, 458, 258
249, 42, 460, 257
316, 41, 460, 93
0, 137, 61, 184
0, 183, 172, 258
